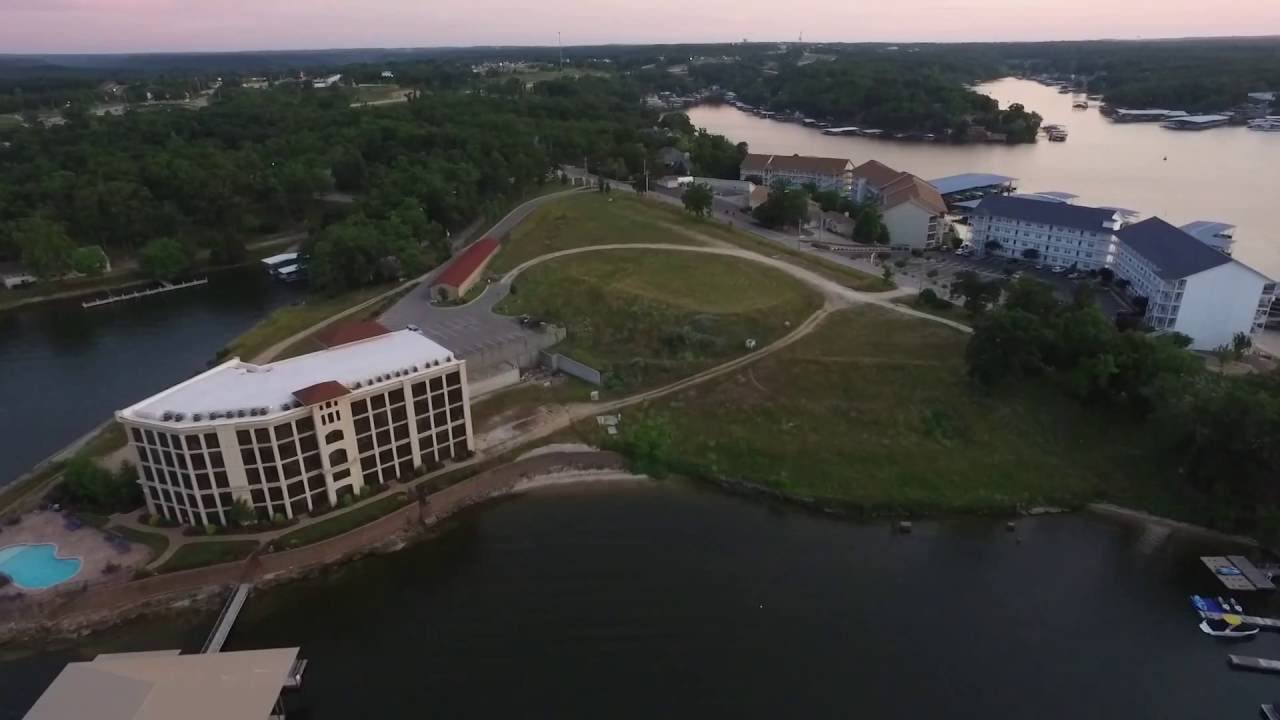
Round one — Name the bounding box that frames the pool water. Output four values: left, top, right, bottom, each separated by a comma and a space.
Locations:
0, 544, 82, 589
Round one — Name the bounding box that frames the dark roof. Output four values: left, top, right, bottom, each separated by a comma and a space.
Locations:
1116, 217, 1233, 280
435, 237, 499, 288
741, 153, 853, 175
292, 380, 351, 406
851, 160, 902, 189
314, 320, 390, 349
973, 195, 1119, 232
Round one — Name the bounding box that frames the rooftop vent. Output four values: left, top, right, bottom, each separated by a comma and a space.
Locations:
173, 412, 186, 422
237, 409, 247, 418
162, 411, 174, 421
353, 381, 362, 389
280, 403, 293, 412
192, 413, 204, 422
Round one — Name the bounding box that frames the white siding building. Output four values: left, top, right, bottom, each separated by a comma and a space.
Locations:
739, 154, 854, 195
117, 322, 474, 527
879, 172, 949, 250
1115, 218, 1275, 349
971, 195, 1123, 270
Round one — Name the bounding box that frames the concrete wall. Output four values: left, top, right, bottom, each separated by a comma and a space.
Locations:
469, 363, 522, 399
462, 325, 566, 379
1175, 263, 1270, 350
883, 203, 933, 250
541, 352, 604, 385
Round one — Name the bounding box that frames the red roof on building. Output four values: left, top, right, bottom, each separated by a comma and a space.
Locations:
292, 380, 351, 406
435, 237, 500, 288
314, 320, 390, 349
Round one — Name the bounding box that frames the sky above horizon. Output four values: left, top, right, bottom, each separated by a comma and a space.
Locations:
2, 0, 1279, 54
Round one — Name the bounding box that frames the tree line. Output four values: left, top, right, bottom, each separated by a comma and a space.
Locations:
963, 276, 1280, 538
1, 70, 739, 293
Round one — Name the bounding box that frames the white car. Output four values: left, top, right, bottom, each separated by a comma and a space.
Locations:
1050, 266, 1066, 274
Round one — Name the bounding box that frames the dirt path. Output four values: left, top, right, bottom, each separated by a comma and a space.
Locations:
499, 243, 972, 334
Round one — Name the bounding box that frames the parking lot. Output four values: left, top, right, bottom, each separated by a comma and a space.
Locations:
888, 250, 1130, 318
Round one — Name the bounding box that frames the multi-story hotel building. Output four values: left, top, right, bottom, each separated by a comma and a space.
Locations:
972, 196, 1275, 350
117, 322, 474, 527
1114, 218, 1275, 349
739, 153, 855, 195
971, 195, 1123, 270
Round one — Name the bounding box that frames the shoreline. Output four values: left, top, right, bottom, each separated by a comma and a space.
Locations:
0, 450, 632, 645
1, 447, 1266, 648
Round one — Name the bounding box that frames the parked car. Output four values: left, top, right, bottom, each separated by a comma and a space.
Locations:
1050, 265, 1066, 273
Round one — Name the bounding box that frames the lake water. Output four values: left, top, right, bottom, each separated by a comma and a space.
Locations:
5, 481, 1276, 719
0, 267, 302, 486
687, 78, 1280, 279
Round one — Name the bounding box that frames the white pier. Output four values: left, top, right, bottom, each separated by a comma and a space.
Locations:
81, 278, 208, 308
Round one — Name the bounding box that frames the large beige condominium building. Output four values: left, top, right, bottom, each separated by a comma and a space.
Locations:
117, 321, 473, 527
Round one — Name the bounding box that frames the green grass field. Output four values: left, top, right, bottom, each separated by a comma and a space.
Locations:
491, 193, 708, 272
495, 248, 822, 392
472, 377, 595, 434
220, 284, 395, 362
274, 493, 411, 549
157, 539, 259, 573
603, 305, 1172, 514
105, 525, 171, 560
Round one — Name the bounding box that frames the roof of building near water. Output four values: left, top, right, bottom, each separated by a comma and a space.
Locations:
315, 319, 390, 349
259, 252, 299, 267
118, 328, 455, 427
973, 194, 1120, 232
1028, 190, 1079, 202
740, 153, 853, 176
22, 648, 300, 720
1179, 220, 1236, 241
881, 172, 947, 215
1167, 114, 1231, 124
851, 159, 903, 189
928, 173, 1017, 196
1116, 217, 1247, 281
435, 237, 500, 288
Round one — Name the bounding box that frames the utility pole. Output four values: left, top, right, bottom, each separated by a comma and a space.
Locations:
558, 32, 563, 72
643, 157, 648, 193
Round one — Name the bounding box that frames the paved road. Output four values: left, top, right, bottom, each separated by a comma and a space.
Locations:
380, 188, 584, 376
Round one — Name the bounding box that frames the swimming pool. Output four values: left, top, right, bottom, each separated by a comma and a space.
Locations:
0, 543, 82, 590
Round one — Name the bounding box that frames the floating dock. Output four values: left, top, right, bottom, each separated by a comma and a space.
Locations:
1263, 704, 1280, 720
1200, 610, 1280, 630
81, 278, 208, 308
1201, 556, 1276, 591
201, 582, 253, 653
1228, 655, 1280, 674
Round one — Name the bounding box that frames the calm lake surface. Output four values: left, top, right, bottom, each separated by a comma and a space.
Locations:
687, 77, 1280, 279
0, 267, 302, 486
5, 481, 1277, 719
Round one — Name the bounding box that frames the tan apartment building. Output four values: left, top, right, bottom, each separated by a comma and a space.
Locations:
117, 322, 473, 527
739, 153, 854, 195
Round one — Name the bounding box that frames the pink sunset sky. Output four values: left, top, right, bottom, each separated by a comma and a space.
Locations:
2, 0, 1279, 54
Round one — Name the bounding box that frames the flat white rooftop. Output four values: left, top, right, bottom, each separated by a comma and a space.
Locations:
120, 329, 456, 426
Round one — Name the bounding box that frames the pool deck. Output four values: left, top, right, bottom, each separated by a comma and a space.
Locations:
0, 511, 146, 595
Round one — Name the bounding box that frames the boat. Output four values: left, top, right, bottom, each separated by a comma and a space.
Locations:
1072, 100, 1089, 109
1201, 616, 1260, 639
1248, 118, 1280, 132
1058, 87, 1072, 94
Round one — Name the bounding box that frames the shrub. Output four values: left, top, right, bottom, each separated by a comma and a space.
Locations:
272, 513, 289, 527
926, 269, 939, 278
894, 259, 908, 268
103, 562, 121, 575
340, 495, 354, 508
2, 515, 20, 527
132, 568, 155, 580
910, 249, 923, 258
0, 575, 11, 588
204, 524, 219, 536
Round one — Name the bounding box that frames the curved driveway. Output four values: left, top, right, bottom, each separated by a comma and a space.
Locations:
498, 243, 973, 334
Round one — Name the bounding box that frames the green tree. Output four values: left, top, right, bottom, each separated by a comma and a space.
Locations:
681, 182, 714, 218
229, 498, 256, 527
138, 237, 193, 281
853, 204, 885, 244
949, 270, 1005, 314
752, 179, 809, 230
12, 217, 76, 279
61, 456, 142, 514
70, 246, 107, 276
331, 146, 368, 192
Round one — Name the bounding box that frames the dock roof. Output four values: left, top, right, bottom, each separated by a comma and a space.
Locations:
928, 173, 1017, 196
23, 648, 300, 720
1116, 217, 1237, 280
973, 195, 1120, 232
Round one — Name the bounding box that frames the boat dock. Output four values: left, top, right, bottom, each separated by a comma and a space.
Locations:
81, 278, 208, 308
1228, 655, 1280, 674
201, 582, 253, 653
1201, 556, 1276, 591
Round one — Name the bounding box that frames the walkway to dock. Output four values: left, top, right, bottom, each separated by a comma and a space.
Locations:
82, 278, 208, 308
201, 582, 252, 653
